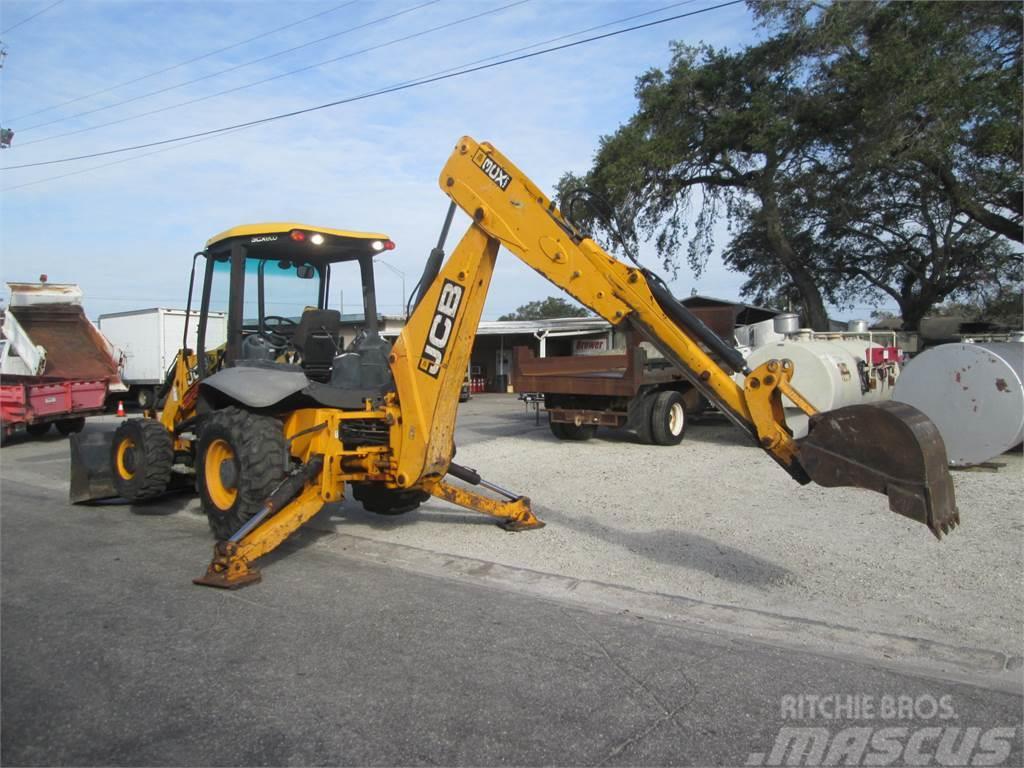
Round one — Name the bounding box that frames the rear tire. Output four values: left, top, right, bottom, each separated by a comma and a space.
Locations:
650, 390, 686, 446
549, 417, 596, 441
111, 418, 174, 500
351, 484, 429, 516
197, 407, 286, 539
56, 417, 86, 436
633, 394, 655, 445
26, 422, 51, 437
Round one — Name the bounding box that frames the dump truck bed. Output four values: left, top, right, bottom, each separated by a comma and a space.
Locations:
10, 304, 122, 381
511, 345, 682, 397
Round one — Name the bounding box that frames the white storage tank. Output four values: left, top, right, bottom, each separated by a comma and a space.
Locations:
893, 342, 1023, 466
745, 333, 899, 438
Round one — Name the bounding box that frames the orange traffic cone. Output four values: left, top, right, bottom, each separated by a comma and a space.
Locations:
116, 400, 125, 417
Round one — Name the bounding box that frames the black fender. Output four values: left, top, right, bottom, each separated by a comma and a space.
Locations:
199, 363, 383, 411
199, 364, 310, 409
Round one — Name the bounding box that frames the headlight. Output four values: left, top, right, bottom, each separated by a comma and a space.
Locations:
310, 233, 325, 245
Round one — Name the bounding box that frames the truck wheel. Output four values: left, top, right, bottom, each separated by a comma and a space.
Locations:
136, 387, 156, 410
197, 407, 286, 539
549, 417, 596, 441
650, 390, 686, 446
56, 417, 86, 436
26, 422, 51, 437
111, 418, 174, 500
351, 484, 429, 516
633, 393, 655, 444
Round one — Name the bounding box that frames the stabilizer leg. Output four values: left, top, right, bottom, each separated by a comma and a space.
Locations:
431, 461, 544, 530
194, 457, 326, 589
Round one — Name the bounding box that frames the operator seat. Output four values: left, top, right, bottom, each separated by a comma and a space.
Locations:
330, 332, 392, 391
291, 309, 342, 382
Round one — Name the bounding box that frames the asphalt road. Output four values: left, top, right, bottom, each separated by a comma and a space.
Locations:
1, 404, 1022, 766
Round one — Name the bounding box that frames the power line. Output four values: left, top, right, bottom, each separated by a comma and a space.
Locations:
8, 1, 360, 122
1, 0, 64, 34
14, 0, 526, 148
379, 0, 701, 95
2, 127, 247, 191
15, 0, 440, 133
2, 0, 699, 191
1, 0, 744, 172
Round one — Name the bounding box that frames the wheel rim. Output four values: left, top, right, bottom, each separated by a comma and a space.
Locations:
668, 403, 684, 436
205, 438, 238, 510
115, 438, 136, 480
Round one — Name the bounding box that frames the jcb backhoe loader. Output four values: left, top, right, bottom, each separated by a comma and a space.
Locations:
70, 136, 958, 588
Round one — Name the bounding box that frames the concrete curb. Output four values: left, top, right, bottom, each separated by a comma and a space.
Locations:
299, 527, 1023, 694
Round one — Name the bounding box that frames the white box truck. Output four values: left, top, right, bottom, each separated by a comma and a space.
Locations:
98, 308, 227, 408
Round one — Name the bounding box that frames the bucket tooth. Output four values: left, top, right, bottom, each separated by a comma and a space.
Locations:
796, 401, 958, 538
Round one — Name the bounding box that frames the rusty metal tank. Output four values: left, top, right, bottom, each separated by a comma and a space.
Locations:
893, 341, 1024, 466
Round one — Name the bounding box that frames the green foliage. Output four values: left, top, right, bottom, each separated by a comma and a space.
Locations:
933, 285, 1024, 329
497, 297, 589, 322
564, 1, 1022, 331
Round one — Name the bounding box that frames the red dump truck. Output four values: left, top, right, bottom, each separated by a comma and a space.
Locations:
1, 282, 124, 440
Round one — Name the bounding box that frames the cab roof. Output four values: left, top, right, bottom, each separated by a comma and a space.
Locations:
206, 222, 390, 247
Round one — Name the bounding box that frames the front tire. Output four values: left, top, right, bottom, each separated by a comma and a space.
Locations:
351, 484, 429, 516
111, 418, 174, 500
650, 390, 686, 446
197, 407, 287, 539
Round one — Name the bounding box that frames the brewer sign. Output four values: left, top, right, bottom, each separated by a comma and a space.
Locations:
572, 338, 608, 356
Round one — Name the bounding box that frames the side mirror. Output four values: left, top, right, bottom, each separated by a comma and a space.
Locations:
296, 265, 315, 279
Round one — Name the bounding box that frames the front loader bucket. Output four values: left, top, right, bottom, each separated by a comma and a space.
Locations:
797, 401, 959, 539
69, 429, 119, 504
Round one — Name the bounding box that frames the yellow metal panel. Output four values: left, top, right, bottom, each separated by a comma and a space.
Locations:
390, 225, 498, 487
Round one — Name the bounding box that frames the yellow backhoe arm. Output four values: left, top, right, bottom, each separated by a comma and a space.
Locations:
391, 136, 958, 538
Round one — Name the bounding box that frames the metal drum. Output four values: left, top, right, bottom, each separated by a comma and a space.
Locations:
893, 342, 1024, 466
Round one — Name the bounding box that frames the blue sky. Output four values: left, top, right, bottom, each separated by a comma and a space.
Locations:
0, 0, 885, 321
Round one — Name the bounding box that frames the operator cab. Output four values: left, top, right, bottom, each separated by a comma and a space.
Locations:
191, 223, 396, 395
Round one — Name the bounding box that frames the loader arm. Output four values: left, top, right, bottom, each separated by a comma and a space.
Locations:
391, 137, 958, 538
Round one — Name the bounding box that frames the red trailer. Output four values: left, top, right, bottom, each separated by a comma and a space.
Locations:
1, 376, 110, 438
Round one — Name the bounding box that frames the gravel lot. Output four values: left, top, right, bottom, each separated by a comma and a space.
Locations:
3, 396, 1020, 669
325, 396, 1024, 660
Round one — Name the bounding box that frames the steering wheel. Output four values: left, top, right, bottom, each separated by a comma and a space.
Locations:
260, 315, 297, 349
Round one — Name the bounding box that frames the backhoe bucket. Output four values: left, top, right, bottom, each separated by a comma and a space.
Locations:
69, 428, 119, 504
797, 401, 959, 539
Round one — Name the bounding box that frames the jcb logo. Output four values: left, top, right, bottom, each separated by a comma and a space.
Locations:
418, 279, 464, 378
472, 149, 511, 191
